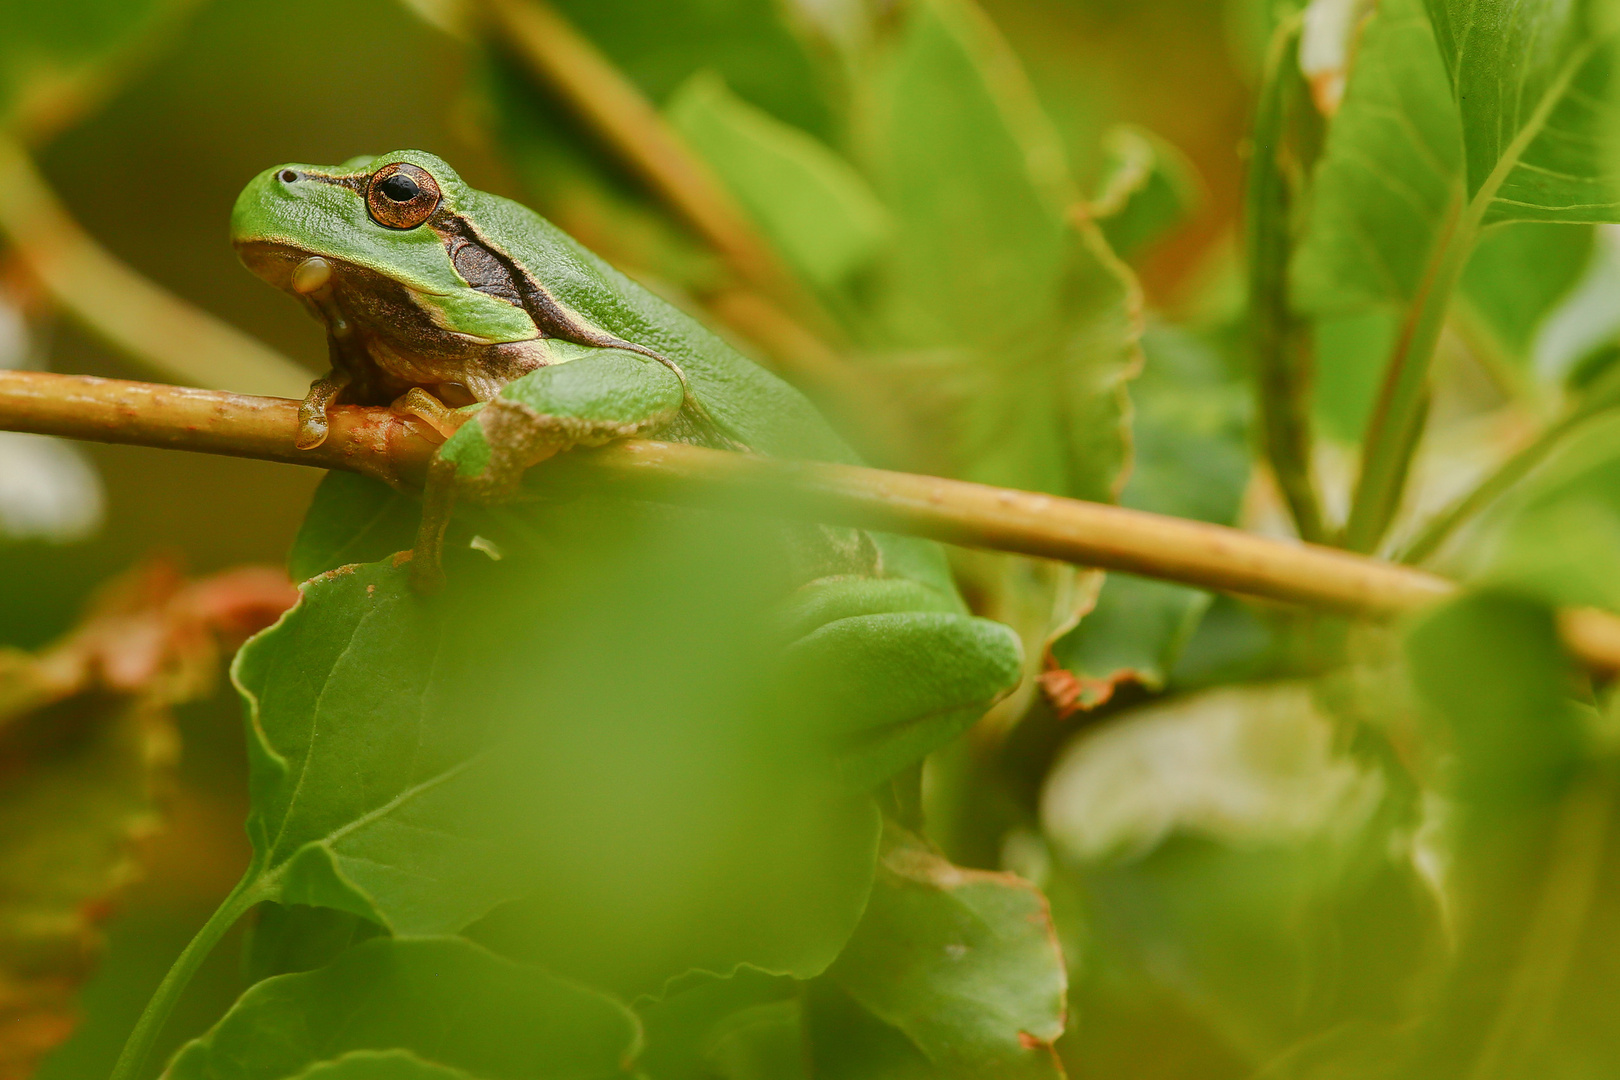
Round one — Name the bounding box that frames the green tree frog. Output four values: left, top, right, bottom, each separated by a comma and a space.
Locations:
231, 150, 1021, 782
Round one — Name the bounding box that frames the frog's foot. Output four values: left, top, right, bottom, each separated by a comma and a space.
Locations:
409, 455, 458, 595
296, 369, 352, 450
776, 577, 1024, 790
390, 387, 474, 442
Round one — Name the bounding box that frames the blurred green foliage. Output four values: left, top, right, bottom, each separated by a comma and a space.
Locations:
5, 0, 1620, 1078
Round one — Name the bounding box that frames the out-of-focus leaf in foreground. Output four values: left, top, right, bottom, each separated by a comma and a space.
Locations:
1397, 592, 1620, 1078
163, 937, 638, 1080
1463, 412, 1620, 613
0, 563, 294, 1078
282, 1050, 480, 1080
809, 824, 1067, 1079
1042, 683, 1438, 1069
234, 498, 882, 996
1406, 593, 1584, 808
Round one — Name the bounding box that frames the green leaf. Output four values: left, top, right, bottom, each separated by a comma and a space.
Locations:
287, 472, 418, 583
241, 903, 383, 986
1405, 592, 1584, 807
846, 0, 1140, 676
1424, 0, 1620, 225
856, 0, 1074, 355
162, 937, 638, 1080
1048, 326, 1250, 705
234, 503, 882, 994
1088, 125, 1204, 260
1041, 683, 1436, 1065
811, 825, 1068, 1079
1457, 222, 1595, 373
635, 969, 801, 1080
1309, 310, 1398, 443
1465, 411, 1620, 611
1291, 0, 1462, 319
284, 1050, 480, 1080
545, 0, 830, 138
667, 71, 892, 290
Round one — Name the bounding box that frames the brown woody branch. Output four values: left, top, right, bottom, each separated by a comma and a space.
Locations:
2, 369, 1617, 673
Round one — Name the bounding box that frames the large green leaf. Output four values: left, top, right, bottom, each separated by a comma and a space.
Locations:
545, 0, 830, 136
1457, 222, 1595, 375
1047, 326, 1250, 708
162, 937, 638, 1080
851, 0, 1138, 502
1424, 0, 1620, 225
1291, 0, 1461, 319
233, 501, 881, 994
1464, 411, 1620, 612
809, 825, 1068, 1079
1042, 683, 1438, 1067
667, 71, 892, 290
634, 969, 803, 1080
284, 1050, 481, 1080
1406, 592, 1585, 807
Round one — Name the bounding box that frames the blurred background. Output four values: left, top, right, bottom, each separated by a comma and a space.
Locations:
4, 0, 1620, 1076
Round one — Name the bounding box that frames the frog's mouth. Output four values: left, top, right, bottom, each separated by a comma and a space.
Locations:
235, 240, 353, 294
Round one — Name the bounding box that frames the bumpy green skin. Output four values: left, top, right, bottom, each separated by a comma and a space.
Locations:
231, 150, 1021, 783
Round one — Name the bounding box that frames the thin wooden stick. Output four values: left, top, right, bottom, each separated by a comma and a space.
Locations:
2, 370, 1616, 672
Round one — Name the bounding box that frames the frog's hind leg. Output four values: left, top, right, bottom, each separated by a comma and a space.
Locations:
776, 577, 1024, 792
394, 389, 477, 595
409, 455, 458, 595
391, 387, 473, 440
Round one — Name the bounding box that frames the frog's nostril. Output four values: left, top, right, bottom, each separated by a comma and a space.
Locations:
278, 169, 300, 184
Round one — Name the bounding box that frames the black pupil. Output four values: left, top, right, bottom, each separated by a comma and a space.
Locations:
378, 173, 420, 202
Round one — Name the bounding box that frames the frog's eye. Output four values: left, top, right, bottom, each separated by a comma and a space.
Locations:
365, 162, 441, 229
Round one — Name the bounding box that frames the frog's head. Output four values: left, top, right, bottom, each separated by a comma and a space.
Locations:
231, 149, 536, 343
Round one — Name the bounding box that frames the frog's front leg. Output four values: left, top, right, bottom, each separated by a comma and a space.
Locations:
776, 576, 1024, 791
294, 368, 352, 450
408, 347, 687, 593
291, 259, 368, 450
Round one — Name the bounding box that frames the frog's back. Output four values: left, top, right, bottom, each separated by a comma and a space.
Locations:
471, 192, 967, 603
471, 191, 856, 466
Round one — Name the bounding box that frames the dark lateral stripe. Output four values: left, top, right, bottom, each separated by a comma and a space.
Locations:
298, 171, 366, 195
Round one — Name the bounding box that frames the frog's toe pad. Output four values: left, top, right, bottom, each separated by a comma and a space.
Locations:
294, 417, 329, 450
